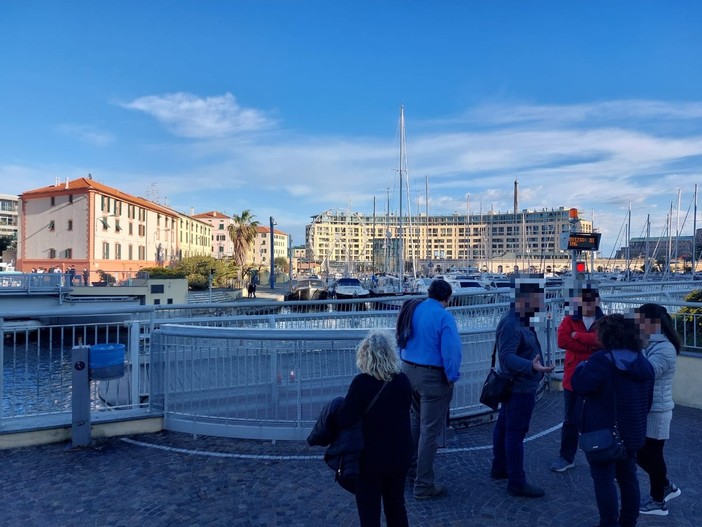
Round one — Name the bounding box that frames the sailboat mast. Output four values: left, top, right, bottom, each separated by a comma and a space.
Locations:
626, 203, 631, 280
694, 184, 698, 278
398, 105, 405, 288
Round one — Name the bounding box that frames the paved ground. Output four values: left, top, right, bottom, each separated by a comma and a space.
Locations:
2, 390, 699, 527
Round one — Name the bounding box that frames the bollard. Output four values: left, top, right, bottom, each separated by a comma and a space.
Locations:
71, 346, 91, 447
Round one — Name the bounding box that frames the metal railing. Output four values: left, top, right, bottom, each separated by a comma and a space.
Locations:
2, 280, 702, 439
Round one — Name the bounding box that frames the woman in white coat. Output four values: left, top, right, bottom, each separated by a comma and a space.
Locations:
634, 303, 682, 516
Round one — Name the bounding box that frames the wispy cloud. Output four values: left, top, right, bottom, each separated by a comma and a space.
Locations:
120, 92, 275, 138
57, 124, 114, 146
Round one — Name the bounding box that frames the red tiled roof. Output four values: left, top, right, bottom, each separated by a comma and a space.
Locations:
20, 177, 178, 217
192, 211, 230, 219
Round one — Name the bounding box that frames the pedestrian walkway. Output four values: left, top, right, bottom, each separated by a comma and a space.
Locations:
2, 391, 699, 526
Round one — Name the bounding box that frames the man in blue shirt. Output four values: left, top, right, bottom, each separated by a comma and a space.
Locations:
400, 279, 462, 500
491, 279, 554, 498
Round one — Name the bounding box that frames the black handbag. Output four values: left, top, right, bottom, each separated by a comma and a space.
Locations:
579, 352, 626, 463
479, 343, 514, 411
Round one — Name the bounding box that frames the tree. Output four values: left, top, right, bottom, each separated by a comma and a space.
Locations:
274, 256, 289, 273
171, 256, 236, 290
227, 210, 259, 282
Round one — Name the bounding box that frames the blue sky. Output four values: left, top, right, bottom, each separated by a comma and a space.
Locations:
2, 1, 702, 258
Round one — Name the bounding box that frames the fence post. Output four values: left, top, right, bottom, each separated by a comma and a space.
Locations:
129, 321, 140, 408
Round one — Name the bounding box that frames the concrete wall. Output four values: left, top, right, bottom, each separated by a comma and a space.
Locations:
673, 354, 702, 410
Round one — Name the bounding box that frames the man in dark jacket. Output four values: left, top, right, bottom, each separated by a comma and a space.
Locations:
490, 280, 554, 498
551, 284, 604, 472
572, 314, 654, 527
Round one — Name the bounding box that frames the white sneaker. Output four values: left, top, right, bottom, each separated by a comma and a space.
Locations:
639, 499, 668, 516
664, 482, 681, 502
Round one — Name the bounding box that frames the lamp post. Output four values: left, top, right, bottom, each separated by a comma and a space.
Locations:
269, 216, 276, 289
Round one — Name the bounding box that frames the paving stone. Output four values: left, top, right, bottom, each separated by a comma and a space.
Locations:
1, 390, 699, 526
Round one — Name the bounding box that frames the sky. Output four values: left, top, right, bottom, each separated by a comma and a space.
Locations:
2, 1, 702, 259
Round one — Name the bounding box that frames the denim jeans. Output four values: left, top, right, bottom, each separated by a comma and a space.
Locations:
560, 389, 584, 463
402, 363, 453, 493
589, 448, 640, 527
492, 391, 536, 489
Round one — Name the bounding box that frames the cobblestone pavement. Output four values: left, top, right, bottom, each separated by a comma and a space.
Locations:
2, 391, 699, 526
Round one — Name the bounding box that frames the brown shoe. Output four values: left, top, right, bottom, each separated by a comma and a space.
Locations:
413, 485, 447, 500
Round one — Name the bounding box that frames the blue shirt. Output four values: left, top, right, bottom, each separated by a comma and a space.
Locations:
400, 298, 462, 383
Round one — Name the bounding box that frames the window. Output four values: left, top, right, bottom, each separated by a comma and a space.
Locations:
138, 224, 145, 236
102, 242, 110, 259
99, 217, 109, 230
67, 220, 73, 231
128, 245, 133, 260
65, 248, 72, 258
219, 223, 224, 230
115, 219, 122, 232
49, 248, 56, 259
154, 299, 161, 305
115, 243, 122, 260
48, 220, 55, 231
129, 222, 133, 235
138, 246, 145, 260
151, 284, 164, 294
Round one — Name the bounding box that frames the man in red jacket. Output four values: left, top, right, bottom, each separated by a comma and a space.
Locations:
550, 284, 604, 472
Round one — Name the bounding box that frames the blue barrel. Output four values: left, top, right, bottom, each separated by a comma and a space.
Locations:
89, 344, 125, 380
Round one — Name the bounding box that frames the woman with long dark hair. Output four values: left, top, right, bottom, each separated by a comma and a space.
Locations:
635, 303, 682, 516
572, 314, 654, 527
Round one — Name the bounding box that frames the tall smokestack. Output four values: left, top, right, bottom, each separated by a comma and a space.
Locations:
514, 179, 518, 213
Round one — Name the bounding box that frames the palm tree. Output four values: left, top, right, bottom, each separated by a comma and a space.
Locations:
227, 210, 259, 283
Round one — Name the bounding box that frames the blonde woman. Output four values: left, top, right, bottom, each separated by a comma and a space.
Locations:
336, 331, 413, 527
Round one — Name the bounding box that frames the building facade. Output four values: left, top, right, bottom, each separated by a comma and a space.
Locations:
192, 211, 237, 259
0, 193, 19, 241
251, 225, 289, 267
16, 177, 209, 282
306, 207, 593, 275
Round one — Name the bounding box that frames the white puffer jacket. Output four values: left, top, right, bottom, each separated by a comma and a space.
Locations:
643, 333, 677, 413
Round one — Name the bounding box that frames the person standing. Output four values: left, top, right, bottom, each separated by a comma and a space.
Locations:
491, 280, 554, 498
572, 314, 654, 527
400, 279, 462, 500
82, 268, 89, 286
635, 303, 682, 516
550, 285, 604, 472
334, 331, 413, 527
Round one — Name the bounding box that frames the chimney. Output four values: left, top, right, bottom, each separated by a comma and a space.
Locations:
65, 177, 69, 190
513, 179, 518, 214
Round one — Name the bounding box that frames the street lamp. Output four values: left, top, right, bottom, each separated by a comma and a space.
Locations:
269, 216, 276, 289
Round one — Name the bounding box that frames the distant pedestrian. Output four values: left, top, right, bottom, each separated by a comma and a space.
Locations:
572, 314, 654, 527
550, 284, 604, 473
68, 265, 76, 284
400, 279, 461, 500
251, 282, 256, 298
82, 268, 89, 286
635, 303, 682, 516
247, 282, 254, 298
491, 280, 554, 498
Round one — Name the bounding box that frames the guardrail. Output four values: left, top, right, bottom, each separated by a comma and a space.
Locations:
2, 280, 701, 441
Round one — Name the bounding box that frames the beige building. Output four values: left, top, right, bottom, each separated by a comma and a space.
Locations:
306, 207, 594, 275
16, 177, 208, 282
192, 211, 290, 267
177, 214, 212, 259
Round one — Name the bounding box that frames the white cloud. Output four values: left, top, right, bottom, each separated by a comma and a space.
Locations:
121, 92, 275, 138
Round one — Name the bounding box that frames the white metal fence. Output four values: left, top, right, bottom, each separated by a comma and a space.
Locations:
2, 280, 701, 439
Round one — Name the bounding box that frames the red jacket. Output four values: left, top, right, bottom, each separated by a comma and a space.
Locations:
557, 308, 604, 391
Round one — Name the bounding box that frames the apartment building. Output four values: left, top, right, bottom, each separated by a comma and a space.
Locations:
251, 225, 289, 267
0, 193, 19, 241
16, 177, 204, 281
192, 211, 289, 266
177, 215, 212, 259
306, 207, 593, 274
192, 211, 236, 258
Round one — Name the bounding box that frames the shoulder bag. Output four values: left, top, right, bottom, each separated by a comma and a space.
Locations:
579, 352, 626, 463
325, 380, 389, 494
479, 343, 515, 411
